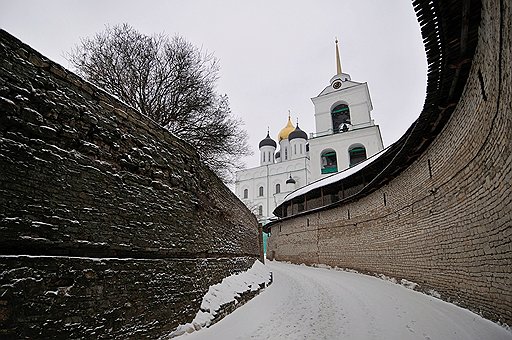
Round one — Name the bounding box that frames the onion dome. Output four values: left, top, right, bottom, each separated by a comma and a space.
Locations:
289, 124, 308, 141
259, 131, 277, 148
275, 150, 281, 158
278, 115, 295, 142
286, 175, 296, 184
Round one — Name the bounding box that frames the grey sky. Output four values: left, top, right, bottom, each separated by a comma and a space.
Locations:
0, 0, 427, 170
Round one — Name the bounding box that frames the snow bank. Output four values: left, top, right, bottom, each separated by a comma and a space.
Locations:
311, 263, 425, 292
427, 289, 442, 298
188, 261, 512, 339
165, 260, 272, 338
399, 278, 419, 290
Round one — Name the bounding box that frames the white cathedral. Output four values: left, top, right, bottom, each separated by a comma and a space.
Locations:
235, 40, 384, 223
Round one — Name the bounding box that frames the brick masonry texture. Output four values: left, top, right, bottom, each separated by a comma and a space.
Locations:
0, 30, 259, 338
267, 0, 511, 325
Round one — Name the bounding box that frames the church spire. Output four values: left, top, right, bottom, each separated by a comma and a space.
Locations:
335, 38, 342, 75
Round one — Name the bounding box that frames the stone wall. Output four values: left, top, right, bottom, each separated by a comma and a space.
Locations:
268, 0, 511, 325
0, 29, 259, 338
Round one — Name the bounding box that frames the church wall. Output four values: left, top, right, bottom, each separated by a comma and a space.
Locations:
0, 30, 259, 338
268, 0, 511, 325
236, 157, 310, 219
289, 138, 307, 160
313, 83, 373, 135
312, 110, 332, 137
259, 145, 275, 165
309, 125, 383, 181
279, 139, 291, 161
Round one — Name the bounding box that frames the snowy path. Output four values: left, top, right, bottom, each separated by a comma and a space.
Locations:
180, 261, 511, 340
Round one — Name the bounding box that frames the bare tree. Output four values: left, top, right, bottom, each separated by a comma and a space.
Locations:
67, 24, 251, 182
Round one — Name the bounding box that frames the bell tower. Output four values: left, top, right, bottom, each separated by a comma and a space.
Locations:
308, 39, 384, 181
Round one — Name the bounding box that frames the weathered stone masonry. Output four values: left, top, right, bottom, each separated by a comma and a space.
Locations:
267, 0, 511, 325
0, 30, 259, 338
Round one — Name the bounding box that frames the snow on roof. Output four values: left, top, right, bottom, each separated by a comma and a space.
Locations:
282, 146, 390, 203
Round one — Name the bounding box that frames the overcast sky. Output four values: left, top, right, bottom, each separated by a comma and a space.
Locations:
0, 0, 427, 170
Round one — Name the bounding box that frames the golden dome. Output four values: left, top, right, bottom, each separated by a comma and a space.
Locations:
278, 115, 295, 142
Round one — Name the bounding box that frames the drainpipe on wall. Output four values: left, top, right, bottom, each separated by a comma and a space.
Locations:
258, 223, 265, 264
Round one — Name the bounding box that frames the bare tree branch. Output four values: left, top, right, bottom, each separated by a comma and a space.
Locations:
67, 24, 252, 183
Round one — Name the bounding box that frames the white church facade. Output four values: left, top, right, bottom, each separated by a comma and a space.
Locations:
235, 40, 384, 223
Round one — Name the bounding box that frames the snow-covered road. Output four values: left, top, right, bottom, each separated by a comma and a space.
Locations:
182, 261, 511, 340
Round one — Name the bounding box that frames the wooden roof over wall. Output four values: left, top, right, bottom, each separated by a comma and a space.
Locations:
270, 0, 482, 226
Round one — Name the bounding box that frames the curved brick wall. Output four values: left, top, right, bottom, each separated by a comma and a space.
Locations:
0, 30, 259, 338
267, 0, 511, 324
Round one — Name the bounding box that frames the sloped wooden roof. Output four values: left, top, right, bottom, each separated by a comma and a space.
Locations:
270, 0, 482, 225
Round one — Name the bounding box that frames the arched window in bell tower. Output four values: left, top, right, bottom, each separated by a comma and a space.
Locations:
321, 149, 338, 174
331, 103, 350, 134
349, 144, 367, 167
